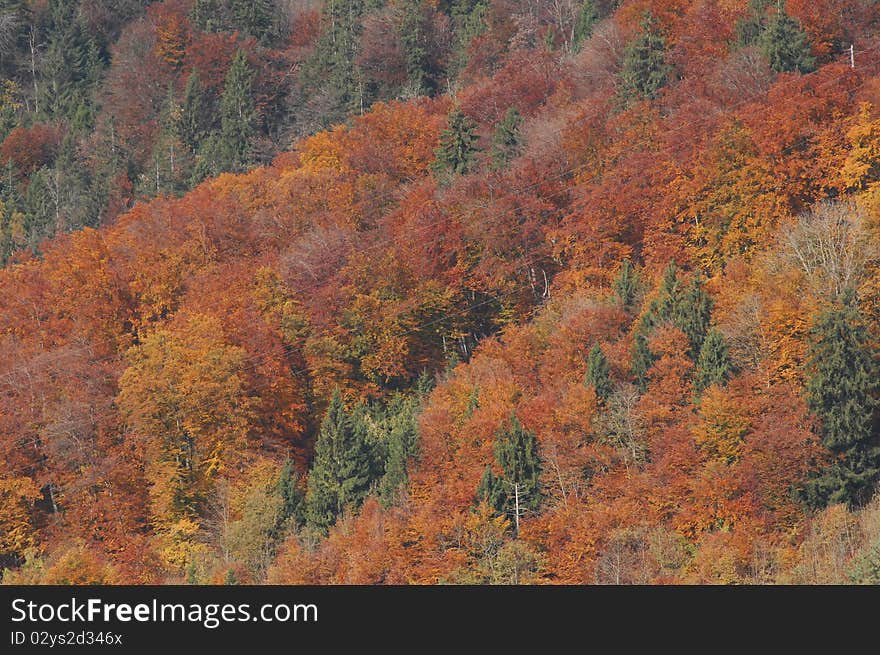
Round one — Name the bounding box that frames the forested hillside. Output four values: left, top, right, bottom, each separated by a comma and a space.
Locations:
2, 0, 880, 584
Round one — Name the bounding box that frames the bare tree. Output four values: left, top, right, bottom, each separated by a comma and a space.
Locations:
782, 199, 878, 301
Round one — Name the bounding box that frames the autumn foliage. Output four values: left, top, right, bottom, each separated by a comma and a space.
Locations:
2, 0, 880, 585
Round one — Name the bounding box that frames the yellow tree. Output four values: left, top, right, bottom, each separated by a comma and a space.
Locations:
116, 313, 254, 568
840, 103, 880, 192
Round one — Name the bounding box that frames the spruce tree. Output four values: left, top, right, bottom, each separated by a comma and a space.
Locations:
179, 70, 209, 152
432, 107, 479, 179
586, 343, 613, 403
735, 0, 769, 47
305, 390, 375, 533
803, 298, 880, 508
571, 0, 599, 52
759, 4, 815, 74
37, 0, 102, 120
675, 277, 712, 359
631, 332, 653, 392
217, 49, 257, 173
304, 0, 370, 121
276, 459, 305, 530
476, 414, 542, 531
399, 0, 434, 95
490, 107, 523, 170
613, 259, 640, 309
619, 13, 672, 102
695, 329, 732, 394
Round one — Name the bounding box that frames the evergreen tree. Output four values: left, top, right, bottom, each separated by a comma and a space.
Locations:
303, 0, 373, 121
23, 167, 55, 251
476, 465, 504, 511
144, 84, 192, 197
432, 107, 479, 179
276, 459, 305, 530
37, 0, 103, 120
191, 0, 280, 44
695, 329, 732, 394
586, 343, 613, 403
735, 0, 769, 47
803, 298, 880, 508
571, 0, 599, 52
179, 70, 210, 152
675, 277, 712, 359
618, 13, 672, 102
490, 107, 523, 170
631, 332, 653, 392
637, 263, 711, 364
759, 3, 815, 73
305, 390, 375, 533
399, 0, 435, 95
229, 0, 278, 44
613, 259, 640, 309
476, 414, 542, 532
217, 49, 257, 173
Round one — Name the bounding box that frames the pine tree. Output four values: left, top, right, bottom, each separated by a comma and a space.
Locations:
432, 107, 479, 180
476, 465, 504, 511
305, 390, 375, 533
490, 107, 523, 170
571, 0, 598, 52
759, 3, 815, 74
217, 49, 257, 173
229, 0, 278, 44
619, 13, 672, 102
586, 343, 613, 403
378, 393, 421, 505
803, 298, 880, 508
191, 0, 280, 43
695, 329, 732, 394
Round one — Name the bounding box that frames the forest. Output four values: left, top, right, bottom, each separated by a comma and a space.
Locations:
1, 0, 880, 584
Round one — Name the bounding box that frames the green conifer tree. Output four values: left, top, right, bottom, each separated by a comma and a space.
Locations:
571, 0, 598, 52
490, 107, 523, 171
618, 13, 672, 102
217, 49, 257, 172
305, 390, 375, 533
586, 343, 614, 403
694, 329, 732, 394
613, 259, 640, 310
432, 107, 479, 180
179, 70, 210, 152
759, 3, 816, 73
476, 414, 542, 532
803, 297, 880, 508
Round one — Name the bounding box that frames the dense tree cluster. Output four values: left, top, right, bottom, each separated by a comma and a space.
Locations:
2, 0, 880, 584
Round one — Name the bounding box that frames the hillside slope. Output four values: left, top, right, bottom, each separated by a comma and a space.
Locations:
2, 0, 880, 584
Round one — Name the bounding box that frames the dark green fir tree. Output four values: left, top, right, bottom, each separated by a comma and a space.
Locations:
586, 343, 614, 403
490, 107, 523, 170
802, 296, 880, 508
759, 3, 816, 73
619, 13, 672, 102
694, 329, 732, 394
432, 107, 479, 180
305, 390, 375, 533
